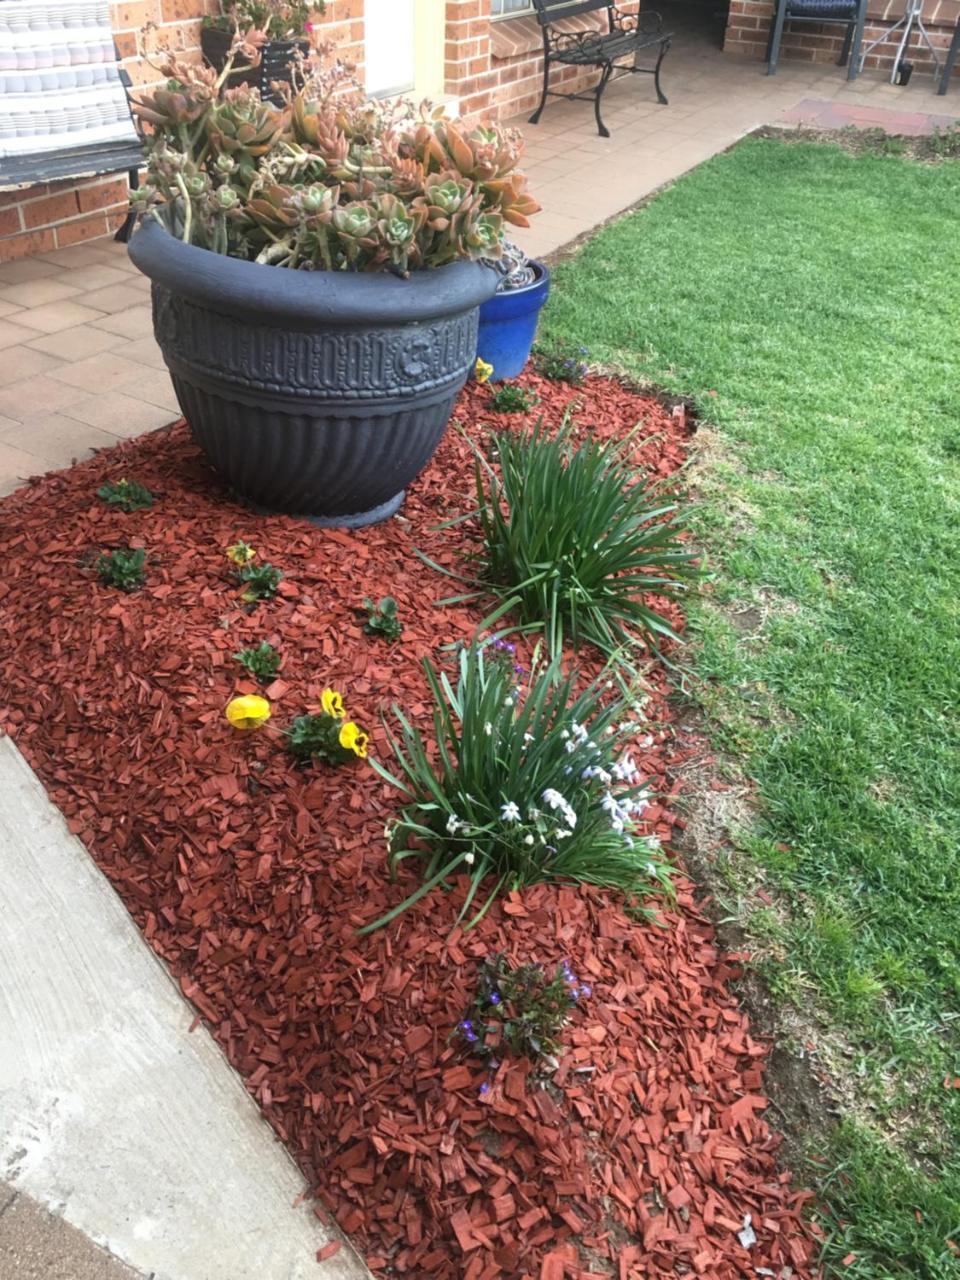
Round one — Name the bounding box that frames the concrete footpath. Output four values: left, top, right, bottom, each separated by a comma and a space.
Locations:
0, 737, 371, 1280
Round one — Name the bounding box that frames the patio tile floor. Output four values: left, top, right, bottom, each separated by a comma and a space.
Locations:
0, 33, 955, 499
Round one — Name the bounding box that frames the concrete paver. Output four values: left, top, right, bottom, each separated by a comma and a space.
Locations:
0, 441, 45, 495
11, 300, 110, 335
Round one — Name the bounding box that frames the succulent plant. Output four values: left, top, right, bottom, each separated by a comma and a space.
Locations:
213, 0, 322, 42
131, 42, 540, 274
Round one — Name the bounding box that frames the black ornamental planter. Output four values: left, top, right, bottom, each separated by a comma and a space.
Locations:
199, 27, 309, 102
128, 219, 499, 526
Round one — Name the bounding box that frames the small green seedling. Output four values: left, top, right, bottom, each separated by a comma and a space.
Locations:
96, 546, 146, 592
488, 383, 538, 414
237, 562, 282, 602
97, 478, 154, 512
234, 641, 281, 683
362, 595, 402, 641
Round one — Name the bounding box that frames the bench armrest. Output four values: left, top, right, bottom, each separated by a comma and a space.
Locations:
611, 5, 665, 35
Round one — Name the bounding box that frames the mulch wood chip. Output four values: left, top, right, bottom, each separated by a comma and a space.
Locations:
0, 371, 820, 1278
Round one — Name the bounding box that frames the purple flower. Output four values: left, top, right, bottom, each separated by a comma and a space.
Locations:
479, 1083, 490, 1096
581, 984, 592, 998
489, 992, 501, 1006
461, 1019, 473, 1031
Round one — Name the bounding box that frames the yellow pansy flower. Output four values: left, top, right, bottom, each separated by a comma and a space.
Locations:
226, 540, 256, 566
475, 357, 493, 384
225, 694, 271, 730
321, 687, 345, 719
338, 721, 369, 759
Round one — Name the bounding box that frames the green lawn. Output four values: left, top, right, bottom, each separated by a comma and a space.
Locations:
542, 136, 960, 1276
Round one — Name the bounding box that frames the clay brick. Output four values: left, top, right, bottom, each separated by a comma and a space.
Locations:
0, 227, 57, 262
111, 0, 161, 29
114, 30, 139, 57
77, 177, 130, 214
22, 189, 81, 229
55, 211, 110, 248
0, 207, 23, 237
0, 184, 36, 211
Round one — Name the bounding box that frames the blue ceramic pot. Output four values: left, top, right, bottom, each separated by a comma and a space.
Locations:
476, 260, 550, 382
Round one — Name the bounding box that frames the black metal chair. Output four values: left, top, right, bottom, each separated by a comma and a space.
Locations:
766, 0, 868, 78
937, 18, 960, 93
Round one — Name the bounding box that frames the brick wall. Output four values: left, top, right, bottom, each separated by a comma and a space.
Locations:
724, 0, 959, 73
1, 0, 633, 262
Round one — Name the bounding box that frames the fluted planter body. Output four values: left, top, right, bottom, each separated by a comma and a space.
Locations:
128, 220, 499, 526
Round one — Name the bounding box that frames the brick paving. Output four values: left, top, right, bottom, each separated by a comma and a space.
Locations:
779, 94, 960, 128
0, 30, 956, 498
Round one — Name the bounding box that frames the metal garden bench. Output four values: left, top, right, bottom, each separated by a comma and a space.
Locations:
0, 0, 143, 244
528, 0, 672, 138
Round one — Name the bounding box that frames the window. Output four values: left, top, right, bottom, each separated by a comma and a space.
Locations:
490, 0, 535, 16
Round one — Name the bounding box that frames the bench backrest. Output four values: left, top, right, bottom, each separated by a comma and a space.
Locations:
530, 0, 613, 25
0, 0, 139, 167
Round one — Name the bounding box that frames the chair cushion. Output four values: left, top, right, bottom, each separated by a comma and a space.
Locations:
0, 0, 138, 161
787, 0, 858, 15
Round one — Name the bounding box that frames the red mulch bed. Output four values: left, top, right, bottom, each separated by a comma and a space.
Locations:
0, 372, 819, 1279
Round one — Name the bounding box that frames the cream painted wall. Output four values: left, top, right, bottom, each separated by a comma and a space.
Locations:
414, 0, 447, 100
365, 0, 447, 100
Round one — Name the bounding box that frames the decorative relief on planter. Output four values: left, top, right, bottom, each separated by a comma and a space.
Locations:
153, 288, 478, 402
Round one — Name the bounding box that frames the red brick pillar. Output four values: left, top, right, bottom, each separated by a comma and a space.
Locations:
723, 0, 774, 58
445, 0, 497, 118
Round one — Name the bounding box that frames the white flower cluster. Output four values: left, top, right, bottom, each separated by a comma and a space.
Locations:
601, 788, 650, 833
611, 752, 640, 784
542, 788, 578, 832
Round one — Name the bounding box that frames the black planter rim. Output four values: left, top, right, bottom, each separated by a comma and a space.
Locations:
128, 218, 500, 328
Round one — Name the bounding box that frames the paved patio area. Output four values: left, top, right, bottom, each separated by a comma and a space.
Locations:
0, 36, 956, 498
